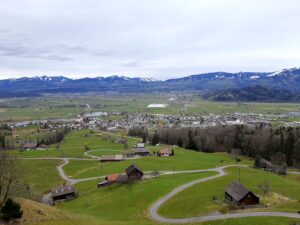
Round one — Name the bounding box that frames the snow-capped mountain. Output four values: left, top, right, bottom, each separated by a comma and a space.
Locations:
0, 67, 300, 98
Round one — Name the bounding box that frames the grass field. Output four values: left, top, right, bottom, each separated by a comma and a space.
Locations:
10, 129, 300, 225
158, 167, 300, 218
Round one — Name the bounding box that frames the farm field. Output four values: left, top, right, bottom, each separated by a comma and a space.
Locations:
1, 95, 300, 121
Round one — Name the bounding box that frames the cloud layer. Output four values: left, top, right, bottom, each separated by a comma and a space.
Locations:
0, 0, 300, 79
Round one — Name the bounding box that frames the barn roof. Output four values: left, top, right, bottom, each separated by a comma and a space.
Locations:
225, 181, 250, 201
51, 185, 76, 198
125, 164, 143, 176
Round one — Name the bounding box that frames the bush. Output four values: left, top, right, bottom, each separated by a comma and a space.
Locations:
1, 198, 23, 222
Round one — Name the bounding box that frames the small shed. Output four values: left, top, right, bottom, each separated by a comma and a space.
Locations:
159, 148, 173, 156
50, 185, 77, 202
126, 164, 143, 181
225, 181, 259, 207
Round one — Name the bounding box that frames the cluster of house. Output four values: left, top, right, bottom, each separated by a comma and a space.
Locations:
100, 143, 174, 162
8, 111, 276, 134
97, 164, 144, 188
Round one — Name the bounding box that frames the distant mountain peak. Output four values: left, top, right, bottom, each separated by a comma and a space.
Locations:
268, 67, 300, 77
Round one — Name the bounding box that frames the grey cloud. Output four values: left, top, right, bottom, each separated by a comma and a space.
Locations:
0, 0, 299, 79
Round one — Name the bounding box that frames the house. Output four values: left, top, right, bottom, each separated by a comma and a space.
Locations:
255, 158, 286, 175
100, 155, 123, 162
126, 164, 143, 181
159, 148, 173, 156
255, 158, 273, 171
22, 142, 39, 150
50, 185, 78, 202
225, 181, 259, 207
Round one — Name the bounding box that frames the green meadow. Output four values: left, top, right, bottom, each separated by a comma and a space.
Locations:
9, 129, 300, 225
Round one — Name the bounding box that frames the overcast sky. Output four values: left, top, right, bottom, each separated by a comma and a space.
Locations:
0, 0, 299, 79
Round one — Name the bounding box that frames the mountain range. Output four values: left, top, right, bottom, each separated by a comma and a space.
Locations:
1, 67, 300, 101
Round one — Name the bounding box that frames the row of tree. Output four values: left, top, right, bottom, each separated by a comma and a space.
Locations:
129, 125, 300, 167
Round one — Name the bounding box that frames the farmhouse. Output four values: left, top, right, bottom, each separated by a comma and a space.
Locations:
159, 148, 173, 156
255, 158, 273, 171
22, 142, 39, 150
126, 164, 144, 181
100, 155, 123, 162
50, 185, 78, 202
225, 181, 259, 207
255, 157, 287, 175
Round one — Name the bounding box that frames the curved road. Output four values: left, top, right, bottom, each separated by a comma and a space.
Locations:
149, 165, 300, 223
21, 135, 300, 223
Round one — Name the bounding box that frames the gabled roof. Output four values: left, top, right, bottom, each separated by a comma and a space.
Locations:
51, 185, 76, 198
125, 164, 143, 176
225, 181, 250, 201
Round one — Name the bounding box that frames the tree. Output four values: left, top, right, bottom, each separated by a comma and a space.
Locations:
83, 144, 90, 151
0, 152, 20, 209
1, 198, 23, 222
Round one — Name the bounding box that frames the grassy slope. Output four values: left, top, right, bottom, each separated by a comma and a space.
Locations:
19, 159, 63, 197
63, 150, 244, 179
57, 173, 216, 225
158, 167, 300, 218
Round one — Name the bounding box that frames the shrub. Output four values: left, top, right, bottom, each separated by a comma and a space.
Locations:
1, 198, 23, 222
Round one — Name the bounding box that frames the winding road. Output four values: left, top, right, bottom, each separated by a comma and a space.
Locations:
21, 132, 300, 223
149, 165, 300, 223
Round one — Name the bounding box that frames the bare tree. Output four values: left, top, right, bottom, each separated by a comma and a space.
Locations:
0, 151, 20, 208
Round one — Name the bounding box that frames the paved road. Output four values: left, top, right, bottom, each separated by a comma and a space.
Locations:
149, 165, 300, 223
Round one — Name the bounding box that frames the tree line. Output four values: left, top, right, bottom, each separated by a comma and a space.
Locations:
129, 125, 300, 167
36, 126, 71, 145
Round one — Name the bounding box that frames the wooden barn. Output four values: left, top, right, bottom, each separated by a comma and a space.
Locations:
225, 181, 259, 207
50, 185, 78, 202
125, 164, 143, 181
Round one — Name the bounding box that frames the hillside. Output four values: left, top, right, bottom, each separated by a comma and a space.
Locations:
203, 85, 300, 102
